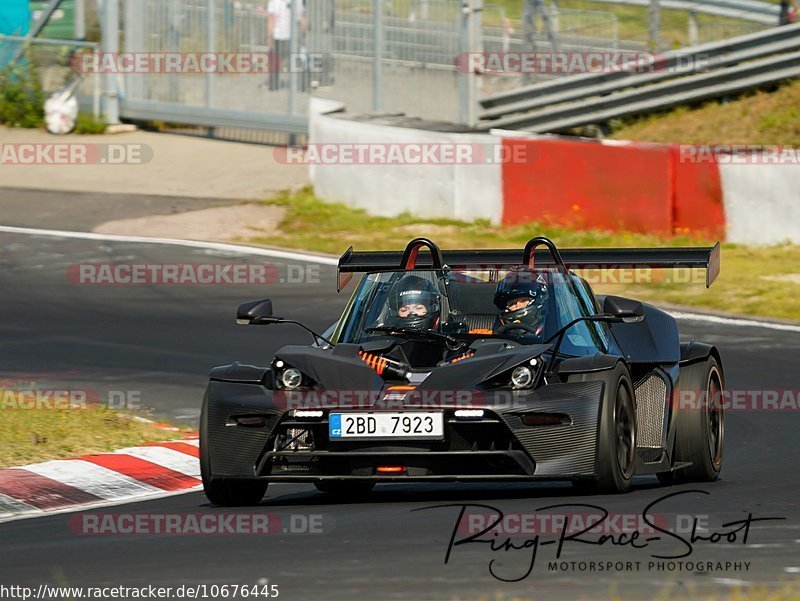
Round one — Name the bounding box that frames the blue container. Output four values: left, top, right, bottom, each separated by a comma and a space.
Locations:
0, 0, 30, 35
0, 0, 30, 68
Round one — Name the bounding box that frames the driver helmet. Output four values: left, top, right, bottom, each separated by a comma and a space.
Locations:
493, 269, 549, 336
385, 275, 441, 330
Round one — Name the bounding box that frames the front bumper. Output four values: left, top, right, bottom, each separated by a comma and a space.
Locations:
203, 380, 605, 481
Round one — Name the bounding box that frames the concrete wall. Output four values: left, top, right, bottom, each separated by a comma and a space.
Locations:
720, 163, 800, 245
309, 98, 503, 223
309, 99, 799, 245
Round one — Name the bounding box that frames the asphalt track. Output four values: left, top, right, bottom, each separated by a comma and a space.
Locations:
1, 228, 799, 601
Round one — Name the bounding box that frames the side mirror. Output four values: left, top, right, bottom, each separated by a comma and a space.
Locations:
236, 299, 279, 325
602, 296, 645, 322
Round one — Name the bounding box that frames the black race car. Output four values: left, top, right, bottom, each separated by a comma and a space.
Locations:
200, 237, 724, 505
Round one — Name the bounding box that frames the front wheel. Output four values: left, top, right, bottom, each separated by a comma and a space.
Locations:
200, 387, 269, 506
571, 363, 637, 493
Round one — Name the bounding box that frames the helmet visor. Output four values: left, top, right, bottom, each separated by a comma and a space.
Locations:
396, 289, 437, 313
504, 296, 533, 312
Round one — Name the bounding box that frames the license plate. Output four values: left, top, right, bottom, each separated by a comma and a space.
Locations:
329, 412, 443, 440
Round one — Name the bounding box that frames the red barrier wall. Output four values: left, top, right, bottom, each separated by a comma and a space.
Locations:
669, 145, 726, 239
501, 138, 726, 239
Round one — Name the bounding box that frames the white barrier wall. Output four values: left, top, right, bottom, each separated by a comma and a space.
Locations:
720, 164, 800, 245
309, 99, 504, 224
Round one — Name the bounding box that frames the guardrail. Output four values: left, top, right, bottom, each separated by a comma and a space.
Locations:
477, 22, 800, 133
120, 99, 309, 134
587, 0, 779, 25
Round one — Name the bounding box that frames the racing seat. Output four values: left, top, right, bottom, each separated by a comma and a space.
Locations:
445, 280, 499, 334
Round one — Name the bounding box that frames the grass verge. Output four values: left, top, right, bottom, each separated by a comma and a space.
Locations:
0, 397, 182, 469
609, 78, 800, 145
252, 188, 800, 323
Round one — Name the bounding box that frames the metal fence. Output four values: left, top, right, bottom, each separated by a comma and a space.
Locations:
109, 0, 626, 131
690, 19, 766, 46
44, 0, 775, 137
477, 5, 626, 102
311, 1, 624, 121
123, 1, 303, 115
311, 0, 464, 121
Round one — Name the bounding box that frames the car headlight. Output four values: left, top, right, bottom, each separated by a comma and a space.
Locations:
280, 368, 304, 389
477, 357, 541, 391
511, 365, 534, 389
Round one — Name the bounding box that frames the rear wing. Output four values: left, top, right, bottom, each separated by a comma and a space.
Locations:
337, 237, 721, 291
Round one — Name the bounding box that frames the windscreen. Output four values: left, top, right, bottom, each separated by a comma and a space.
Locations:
334, 267, 611, 355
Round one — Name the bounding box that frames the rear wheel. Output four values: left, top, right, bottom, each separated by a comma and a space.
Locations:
200, 389, 269, 506
314, 481, 376, 497
660, 356, 724, 484
571, 363, 636, 493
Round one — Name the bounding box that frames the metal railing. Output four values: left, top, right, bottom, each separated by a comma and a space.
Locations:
587, 0, 779, 25
478, 22, 800, 133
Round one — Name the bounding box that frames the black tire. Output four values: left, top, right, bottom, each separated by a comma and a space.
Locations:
663, 356, 724, 483
200, 387, 269, 506
570, 363, 637, 493
314, 481, 376, 497
203, 478, 269, 507
655, 468, 677, 485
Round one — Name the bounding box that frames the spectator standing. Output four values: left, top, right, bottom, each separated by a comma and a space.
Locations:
267, 0, 306, 90
779, 0, 791, 25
